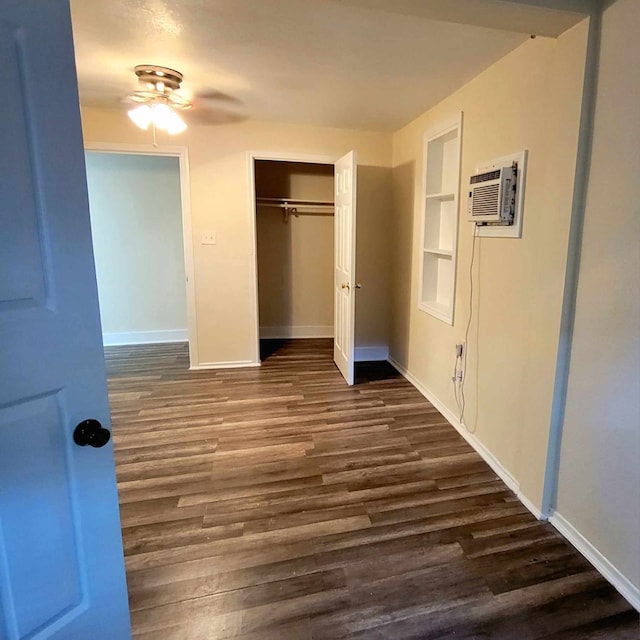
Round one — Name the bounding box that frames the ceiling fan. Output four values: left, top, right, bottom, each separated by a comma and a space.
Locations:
125, 65, 191, 135
124, 65, 245, 137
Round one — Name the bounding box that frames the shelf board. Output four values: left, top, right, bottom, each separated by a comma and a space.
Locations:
423, 247, 453, 257
256, 197, 334, 206
418, 300, 453, 324
425, 191, 456, 202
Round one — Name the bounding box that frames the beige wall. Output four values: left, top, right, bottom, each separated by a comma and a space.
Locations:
557, 0, 640, 591
255, 162, 334, 335
81, 112, 392, 365
356, 165, 392, 349
389, 22, 588, 509
85, 152, 187, 340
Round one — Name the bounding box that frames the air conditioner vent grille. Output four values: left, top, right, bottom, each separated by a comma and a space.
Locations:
471, 184, 500, 216
471, 169, 501, 184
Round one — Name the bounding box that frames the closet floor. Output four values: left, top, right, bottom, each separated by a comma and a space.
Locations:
105, 339, 638, 639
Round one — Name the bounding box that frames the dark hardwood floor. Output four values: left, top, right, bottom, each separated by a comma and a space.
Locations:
105, 340, 639, 639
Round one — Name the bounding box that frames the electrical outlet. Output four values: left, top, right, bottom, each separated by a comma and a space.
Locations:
456, 343, 464, 358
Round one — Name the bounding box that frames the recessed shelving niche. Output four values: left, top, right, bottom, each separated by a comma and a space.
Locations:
419, 113, 462, 324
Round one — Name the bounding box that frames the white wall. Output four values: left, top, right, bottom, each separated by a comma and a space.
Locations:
85, 152, 187, 344
555, 0, 640, 601
389, 22, 588, 510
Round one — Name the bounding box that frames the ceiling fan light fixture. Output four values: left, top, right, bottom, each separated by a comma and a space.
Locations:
150, 103, 173, 130
127, 104, 153, 130
126, 65, 190, 137
127, 102, 187, 135
166, 110, 187, 135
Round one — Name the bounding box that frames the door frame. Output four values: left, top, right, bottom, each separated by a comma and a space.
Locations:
83, 141, 198, 367
247, 151, 337, 364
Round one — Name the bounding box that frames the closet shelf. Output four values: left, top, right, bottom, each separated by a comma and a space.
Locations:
257, 197, 334, 207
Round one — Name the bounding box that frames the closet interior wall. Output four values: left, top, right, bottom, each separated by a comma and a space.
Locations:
255, 161, 335, 339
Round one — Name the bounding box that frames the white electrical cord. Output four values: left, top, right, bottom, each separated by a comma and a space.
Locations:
459, 225, 478, 429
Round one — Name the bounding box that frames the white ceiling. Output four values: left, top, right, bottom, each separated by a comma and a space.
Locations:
70, 0, 587, 132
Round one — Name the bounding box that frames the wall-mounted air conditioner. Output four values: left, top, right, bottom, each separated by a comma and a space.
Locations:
467, 165, 517, 225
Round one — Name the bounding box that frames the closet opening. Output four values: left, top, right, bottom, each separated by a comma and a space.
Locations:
252, 159, 336, 362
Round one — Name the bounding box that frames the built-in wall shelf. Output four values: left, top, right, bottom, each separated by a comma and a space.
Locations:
419, 113, 462, 325
424, 247, 453, 257
425, 191, 456, 202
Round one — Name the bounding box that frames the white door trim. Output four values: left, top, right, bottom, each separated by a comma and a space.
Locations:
247, 151, 338, 364
83, 142, 198, 367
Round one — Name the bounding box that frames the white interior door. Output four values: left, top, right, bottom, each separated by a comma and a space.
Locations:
333, 151, 358, 385
0, 1, 131, 638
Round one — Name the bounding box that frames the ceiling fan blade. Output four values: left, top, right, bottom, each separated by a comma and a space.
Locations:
191, 88, 245, 113
183, 108, 247, 126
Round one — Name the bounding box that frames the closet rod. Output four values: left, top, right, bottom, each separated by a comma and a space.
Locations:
256, 200, 334, 223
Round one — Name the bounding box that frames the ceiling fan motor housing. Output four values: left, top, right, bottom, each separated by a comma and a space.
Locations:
134, 65, 183, 91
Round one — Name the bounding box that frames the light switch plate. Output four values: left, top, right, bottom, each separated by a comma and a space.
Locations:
201, 231, 216, 245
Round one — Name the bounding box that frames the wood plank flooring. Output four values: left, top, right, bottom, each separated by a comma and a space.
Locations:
105, 339, 639, 639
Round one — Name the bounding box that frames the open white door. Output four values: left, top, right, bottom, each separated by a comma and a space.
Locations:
333, 151, 358, 385
0, 1, 131, 638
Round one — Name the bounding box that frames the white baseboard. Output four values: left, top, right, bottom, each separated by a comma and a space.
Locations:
355, 346, 389, 362
102, 329, 188, 346
387, 355, 542, 520
549, 511, 640, 611
388, 356, 639, 611
190, 360, 261, 371
260, 325, 333, 339
518, 492, 543, 520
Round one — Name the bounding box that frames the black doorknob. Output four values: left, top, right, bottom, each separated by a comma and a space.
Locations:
73, 419, 111, 448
